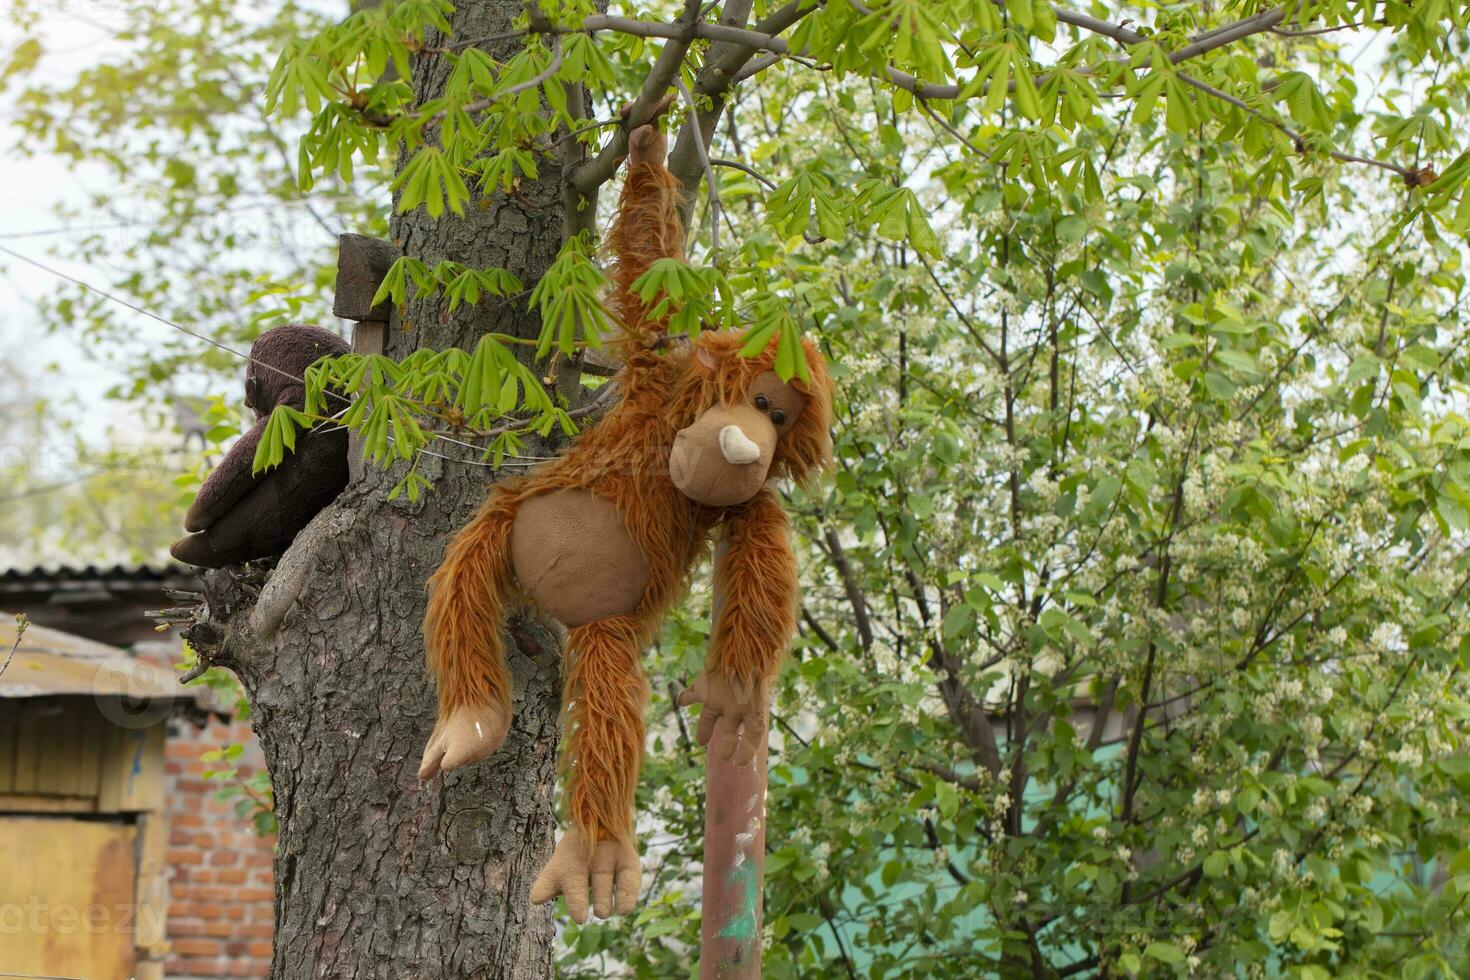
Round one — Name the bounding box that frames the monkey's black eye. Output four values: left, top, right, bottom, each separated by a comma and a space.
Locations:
754, 395, 770, 411
770, 409, 787, 426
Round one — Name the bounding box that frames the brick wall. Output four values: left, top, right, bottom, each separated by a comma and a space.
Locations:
163, 717, 275, 978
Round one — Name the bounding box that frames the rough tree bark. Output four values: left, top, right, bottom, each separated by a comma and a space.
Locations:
181, 2, 585, 975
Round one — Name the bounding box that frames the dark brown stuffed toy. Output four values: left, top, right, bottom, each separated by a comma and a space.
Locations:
419, 111, 834, 923
170, 324, 350, 568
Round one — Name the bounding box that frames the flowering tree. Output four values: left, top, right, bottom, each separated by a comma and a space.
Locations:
8, 0, 1470, 975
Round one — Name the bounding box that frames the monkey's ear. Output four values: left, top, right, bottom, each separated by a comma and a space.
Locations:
694, 345, 720, 373
781, 339, 835, 481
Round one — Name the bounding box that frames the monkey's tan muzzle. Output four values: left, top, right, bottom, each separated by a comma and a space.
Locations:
669, 403, 777, 506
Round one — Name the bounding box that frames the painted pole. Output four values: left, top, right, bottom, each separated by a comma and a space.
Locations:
701, 532, 769, 978
700, 713, 768, 978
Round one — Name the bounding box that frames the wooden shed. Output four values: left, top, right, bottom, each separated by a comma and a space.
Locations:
0, 615, 211, 980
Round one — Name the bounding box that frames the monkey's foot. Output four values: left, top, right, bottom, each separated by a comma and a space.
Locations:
530, 828, 640, 924
417, 702, 510, 780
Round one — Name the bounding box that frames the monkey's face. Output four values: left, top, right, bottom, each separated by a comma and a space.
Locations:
669, 368, 807, 507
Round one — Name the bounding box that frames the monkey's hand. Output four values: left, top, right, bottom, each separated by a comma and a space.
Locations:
628, 124, 667, 169
417, 701, 510, 780
676, 670, 771, 768
530, 828, 640, 923
621, 93, 676, 169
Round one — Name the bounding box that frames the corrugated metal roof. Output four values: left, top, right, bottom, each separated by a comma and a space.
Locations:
0, 615, 203, 705
0, 563, 192, 586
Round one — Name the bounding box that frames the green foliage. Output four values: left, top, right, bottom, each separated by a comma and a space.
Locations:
769, 169, 848, 242
200, 743, 277, 836
180, 644, 276, 835
629, 259, 737, 338
250, 404, 316, 475
369, 256, 524, 310
0, 355, 183, 563
529, 232, 613, 356
391, 146, 471, 217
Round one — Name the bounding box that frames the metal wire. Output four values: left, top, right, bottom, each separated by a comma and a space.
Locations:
0, 242, 561, 468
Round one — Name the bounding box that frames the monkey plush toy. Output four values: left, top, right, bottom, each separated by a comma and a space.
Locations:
171, 324, 350, 568
419, 112, 833, 922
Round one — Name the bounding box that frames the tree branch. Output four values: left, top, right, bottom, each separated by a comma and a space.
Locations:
674, 77, 722, 263
1177, 72, 1411, 177
667, 0, 817, 218
881, 4, 1292, 100
903, 568, 1004, 777
0, 613, 27, 680
710, 156, 777, 189
570, 0, 711, 196
800, 605, 840, 652
820, 526, 874, 652
1050, 6, 1414, 178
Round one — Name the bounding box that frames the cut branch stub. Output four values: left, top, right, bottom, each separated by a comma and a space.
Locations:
177, 565, 270, 682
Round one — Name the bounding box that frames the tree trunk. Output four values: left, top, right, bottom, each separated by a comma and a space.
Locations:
185, 3, 580, 975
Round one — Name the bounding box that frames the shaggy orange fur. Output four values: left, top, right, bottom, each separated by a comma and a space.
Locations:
422, 155, 833, 850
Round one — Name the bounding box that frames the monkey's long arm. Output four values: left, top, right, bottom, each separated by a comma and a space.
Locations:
604, 125, 686, 361
677, 490, 797, 765
183, 424, 266, 532
708, 489, 799, 686
183, 385, 303, 531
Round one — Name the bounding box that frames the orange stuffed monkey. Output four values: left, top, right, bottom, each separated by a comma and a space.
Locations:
418, 107, 832, 923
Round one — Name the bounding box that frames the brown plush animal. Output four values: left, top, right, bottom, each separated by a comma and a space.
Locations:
170, 324, 350, 568
419, 114, 833, 922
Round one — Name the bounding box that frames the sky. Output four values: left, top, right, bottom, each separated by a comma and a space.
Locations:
1, 10, 143, 449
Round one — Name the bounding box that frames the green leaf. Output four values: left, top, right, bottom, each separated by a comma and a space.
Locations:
934, 780, 959, 819
941, 603, 974, 641
775, 317, 808, 382
740, 322, 778, 357
529, 233, 611, 357
251, 405, 312, 475
905, 192, 941, 255
1131, 71, 1166, 127
1144, 942, 1185, 964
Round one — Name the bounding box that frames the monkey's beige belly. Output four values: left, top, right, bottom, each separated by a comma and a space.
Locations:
510, 489, 651, 628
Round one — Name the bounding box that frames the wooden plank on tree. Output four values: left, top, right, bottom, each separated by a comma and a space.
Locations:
332, 232, 395, 479
348, 320, 388, 481
334, 233, 399, 322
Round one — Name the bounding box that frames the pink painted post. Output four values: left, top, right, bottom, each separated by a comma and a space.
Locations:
700, 533, 769, 978
700, 721, 768, 979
